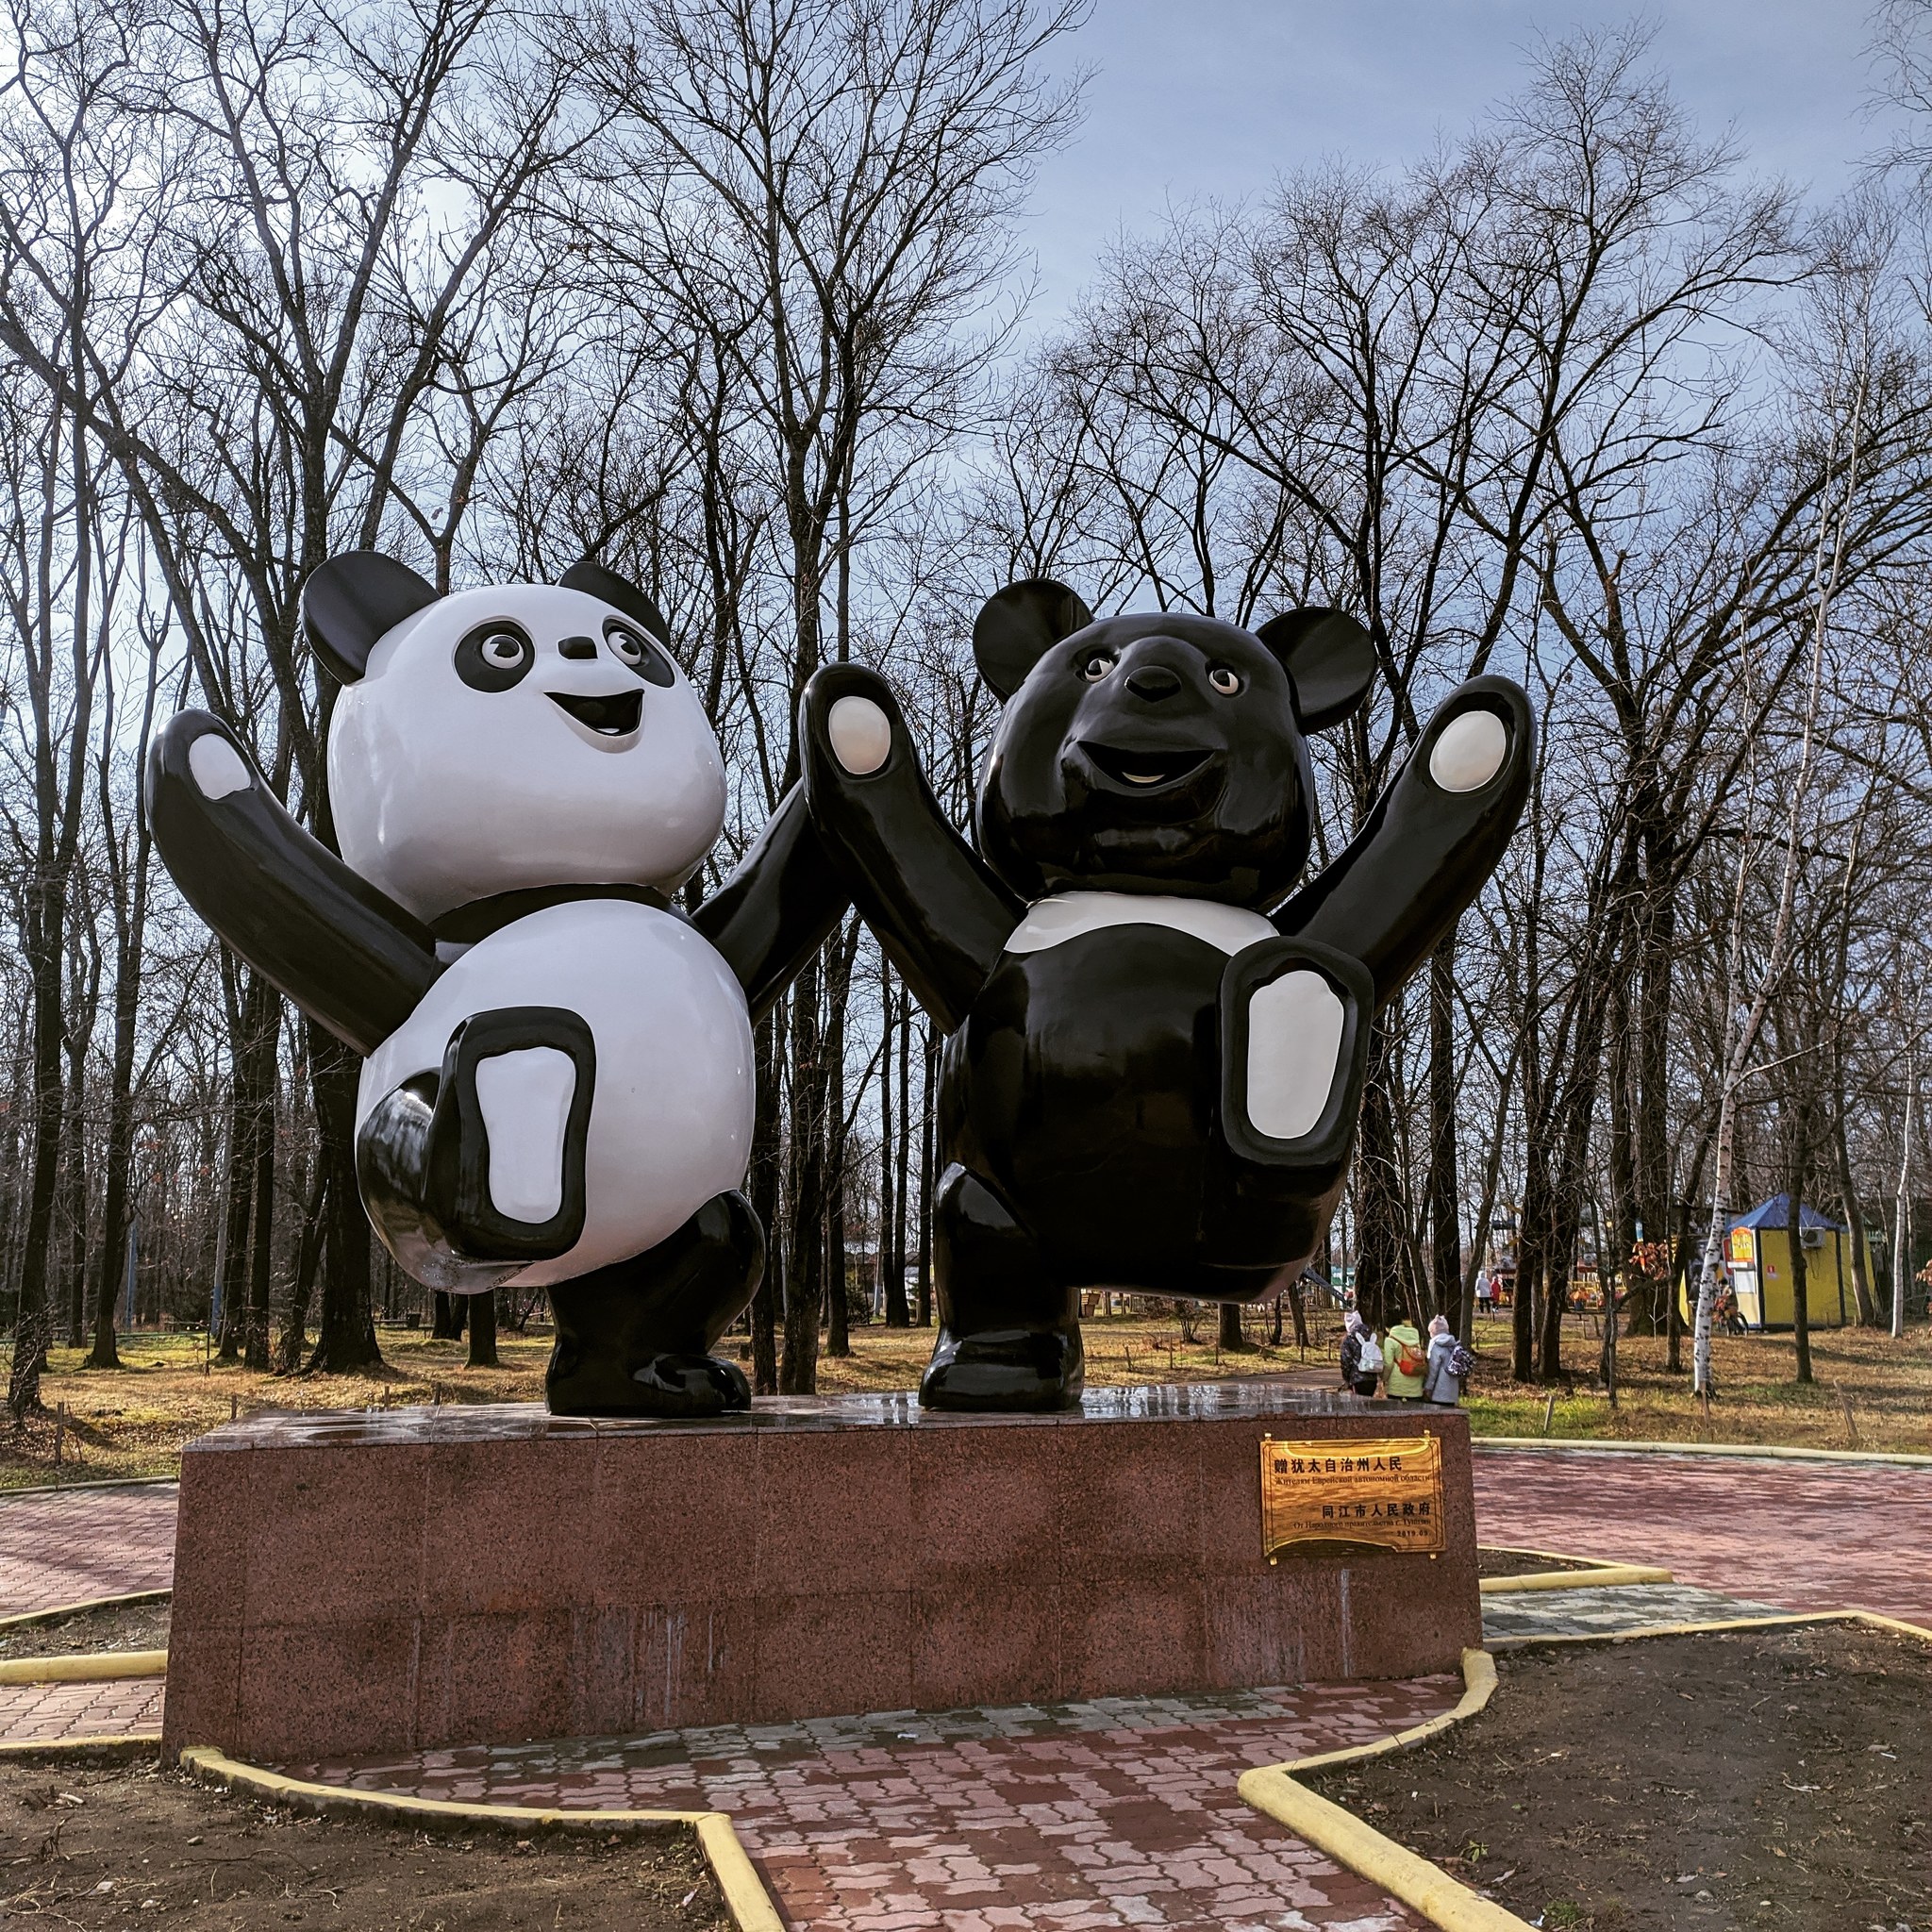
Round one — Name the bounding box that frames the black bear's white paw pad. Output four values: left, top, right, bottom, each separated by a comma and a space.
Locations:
827, 694, 891, 774
473, 1046, 577, 1223
1244, 970, 1345, 1140
1428, 709, 1508, 791
188, 734, 252, 801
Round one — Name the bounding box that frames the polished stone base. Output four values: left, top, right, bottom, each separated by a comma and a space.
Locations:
162, 1386, 1480, 1763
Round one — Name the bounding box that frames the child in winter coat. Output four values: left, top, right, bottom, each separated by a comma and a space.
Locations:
1423, 1314, 1466, 1406
1339, 1311, 1382, 1397
1384, 1317, 1427, 1400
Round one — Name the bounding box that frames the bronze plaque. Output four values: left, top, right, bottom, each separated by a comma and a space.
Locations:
1259, 1433, 1445, 1559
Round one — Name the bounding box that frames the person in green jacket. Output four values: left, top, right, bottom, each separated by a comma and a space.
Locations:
1384, 1316, 1427, 1400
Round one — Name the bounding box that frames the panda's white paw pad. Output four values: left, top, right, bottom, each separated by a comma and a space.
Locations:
1428, 709, 1507, 792
827, 696, 892, 775
474, 1047, 576, 1223
1245, 971, 1345, 1141
188, 734, 252, 801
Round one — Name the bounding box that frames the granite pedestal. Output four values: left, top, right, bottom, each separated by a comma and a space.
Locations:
162, 1386, 1480, 1763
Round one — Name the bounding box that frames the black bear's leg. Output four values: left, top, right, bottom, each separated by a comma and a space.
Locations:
545, 1191, 762, 1419
357, 1005, 595, 1291
922, 1163, 1083, 1414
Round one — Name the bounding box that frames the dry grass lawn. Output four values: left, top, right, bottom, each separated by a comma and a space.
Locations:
2, 1301, 1926, 1489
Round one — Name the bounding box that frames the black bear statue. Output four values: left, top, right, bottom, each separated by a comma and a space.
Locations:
800, 579, 1532, 1413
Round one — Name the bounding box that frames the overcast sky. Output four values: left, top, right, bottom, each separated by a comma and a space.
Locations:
1020, 1, 1907, 325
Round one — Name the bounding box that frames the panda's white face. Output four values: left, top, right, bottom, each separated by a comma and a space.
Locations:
327, 583, 727, 924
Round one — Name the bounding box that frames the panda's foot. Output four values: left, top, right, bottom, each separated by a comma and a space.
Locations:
433, 1006, 596, 1261
919, 1325, 1085, 1414
543, 1192, 765, 1418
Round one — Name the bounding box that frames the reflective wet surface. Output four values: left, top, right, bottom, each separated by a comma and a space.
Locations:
192, 1380, 1382, 1448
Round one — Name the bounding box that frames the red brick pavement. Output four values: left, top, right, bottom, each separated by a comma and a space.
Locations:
0, 1676, 163, 1744
0, 1483, 177, 1618
1474, 1447, 1932, 1624
287, 1679, 1456, 1930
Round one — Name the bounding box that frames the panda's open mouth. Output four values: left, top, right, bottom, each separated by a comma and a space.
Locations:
1081, 742, 1212, 790
547, 689, 643, 738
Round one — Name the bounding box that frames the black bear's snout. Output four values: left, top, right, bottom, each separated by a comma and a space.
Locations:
1125, 665, 1182, 702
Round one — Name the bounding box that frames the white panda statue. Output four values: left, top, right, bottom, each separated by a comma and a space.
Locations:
146, 552, 844, 1416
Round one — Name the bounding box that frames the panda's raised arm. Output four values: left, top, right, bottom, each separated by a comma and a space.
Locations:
1274, 675, 1534, 1008
145, 710, 441, 1056
691, 783, 849, 1026
799, 663, 1022, 1037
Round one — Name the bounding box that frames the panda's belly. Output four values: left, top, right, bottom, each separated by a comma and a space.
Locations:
948, 924, 1228, 1272
358, 899, 753, 1283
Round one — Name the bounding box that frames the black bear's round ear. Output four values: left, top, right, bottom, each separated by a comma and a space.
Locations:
1257, 608, 1377, 731
560, 558, 672, 644
301, 551, 440, 685
973, 578, 1094, 701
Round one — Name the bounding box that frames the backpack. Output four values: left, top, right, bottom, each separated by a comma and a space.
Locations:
1449, 1341, 1477, 1380
1356, 1333, 1384, 1376
1396, 1340, 1426, 1378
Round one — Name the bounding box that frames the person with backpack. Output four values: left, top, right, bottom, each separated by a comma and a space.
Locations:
1423, 1313, 1474, 1407
1384, 1314, 1427, 1400
1340, 1311, 1383, 1397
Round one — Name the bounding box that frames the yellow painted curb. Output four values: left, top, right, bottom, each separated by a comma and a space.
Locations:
1240, 1648, 1531, 1929
0, 1649, 167, 1685
1490, 1606, 1932, 1650
178, 1746, 785, 1932
1480, 1564, 1673, 1594
0, 1589, 170, 1632
1476, 1436, 1932, 1468
1237, 1608, 1932, 1932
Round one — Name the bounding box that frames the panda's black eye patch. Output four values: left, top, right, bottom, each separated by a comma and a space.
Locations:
604, 620, 675, 688
455, 621, 534, 692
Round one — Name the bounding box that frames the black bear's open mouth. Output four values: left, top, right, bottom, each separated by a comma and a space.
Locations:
547, 689, 643, 737
1081, 742, 1212, 790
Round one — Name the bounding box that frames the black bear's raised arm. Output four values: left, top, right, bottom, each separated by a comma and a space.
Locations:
691, 783, 848, 1026
145, 710, 441, 1056
800, 663, 1022, 1036
1275, 675, 1534, 1008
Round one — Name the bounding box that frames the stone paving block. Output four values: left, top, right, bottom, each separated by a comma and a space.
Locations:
0, 1674, 163, 1741
0, 1483, 177, 1616
1473, 1445, 1932, 1623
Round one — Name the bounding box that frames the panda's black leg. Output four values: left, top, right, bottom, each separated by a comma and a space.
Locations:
921, 1163, 1083, 1414
544, 1191, 762, 1419
358, 1006, 595, 1283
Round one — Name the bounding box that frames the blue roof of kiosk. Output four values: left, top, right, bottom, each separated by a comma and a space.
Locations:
1730, 1194, 1844, 1233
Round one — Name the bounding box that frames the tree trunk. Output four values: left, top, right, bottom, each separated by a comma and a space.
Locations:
1426, 930, 1461, 1319
915, 1025, 936, 1326
1352, 1018, 1408, 1331
876, 972, 898, 1325
1834, 1105, 1879, 1326
891, 991, 912, 1323
277, 1166, 326, 1372
747, 1011, 782, 1393
466, 1289, 500, 1368
824, 925, 856, 1359
1217, 1299, 1250, 1352
779, 958, 825, 1394
305, 1025, 382, 1374
431, 1291, 464, 1340
1789, 1121, 1813, 1386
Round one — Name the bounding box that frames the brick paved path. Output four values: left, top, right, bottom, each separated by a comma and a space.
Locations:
0, 1483, 177, 1618
0, 1677, 162, 1745
285, 1681, 1457, 1931
1473, 1446, 1932, 1624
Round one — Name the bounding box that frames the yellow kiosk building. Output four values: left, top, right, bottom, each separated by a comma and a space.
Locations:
1704, 1193, 1868, 1331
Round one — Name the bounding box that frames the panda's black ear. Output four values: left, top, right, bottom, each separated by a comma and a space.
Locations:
559, 558, 672, 645
972, 578, 1094, 701
302, 552, 440, 685
1257, 608, 1377, 731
